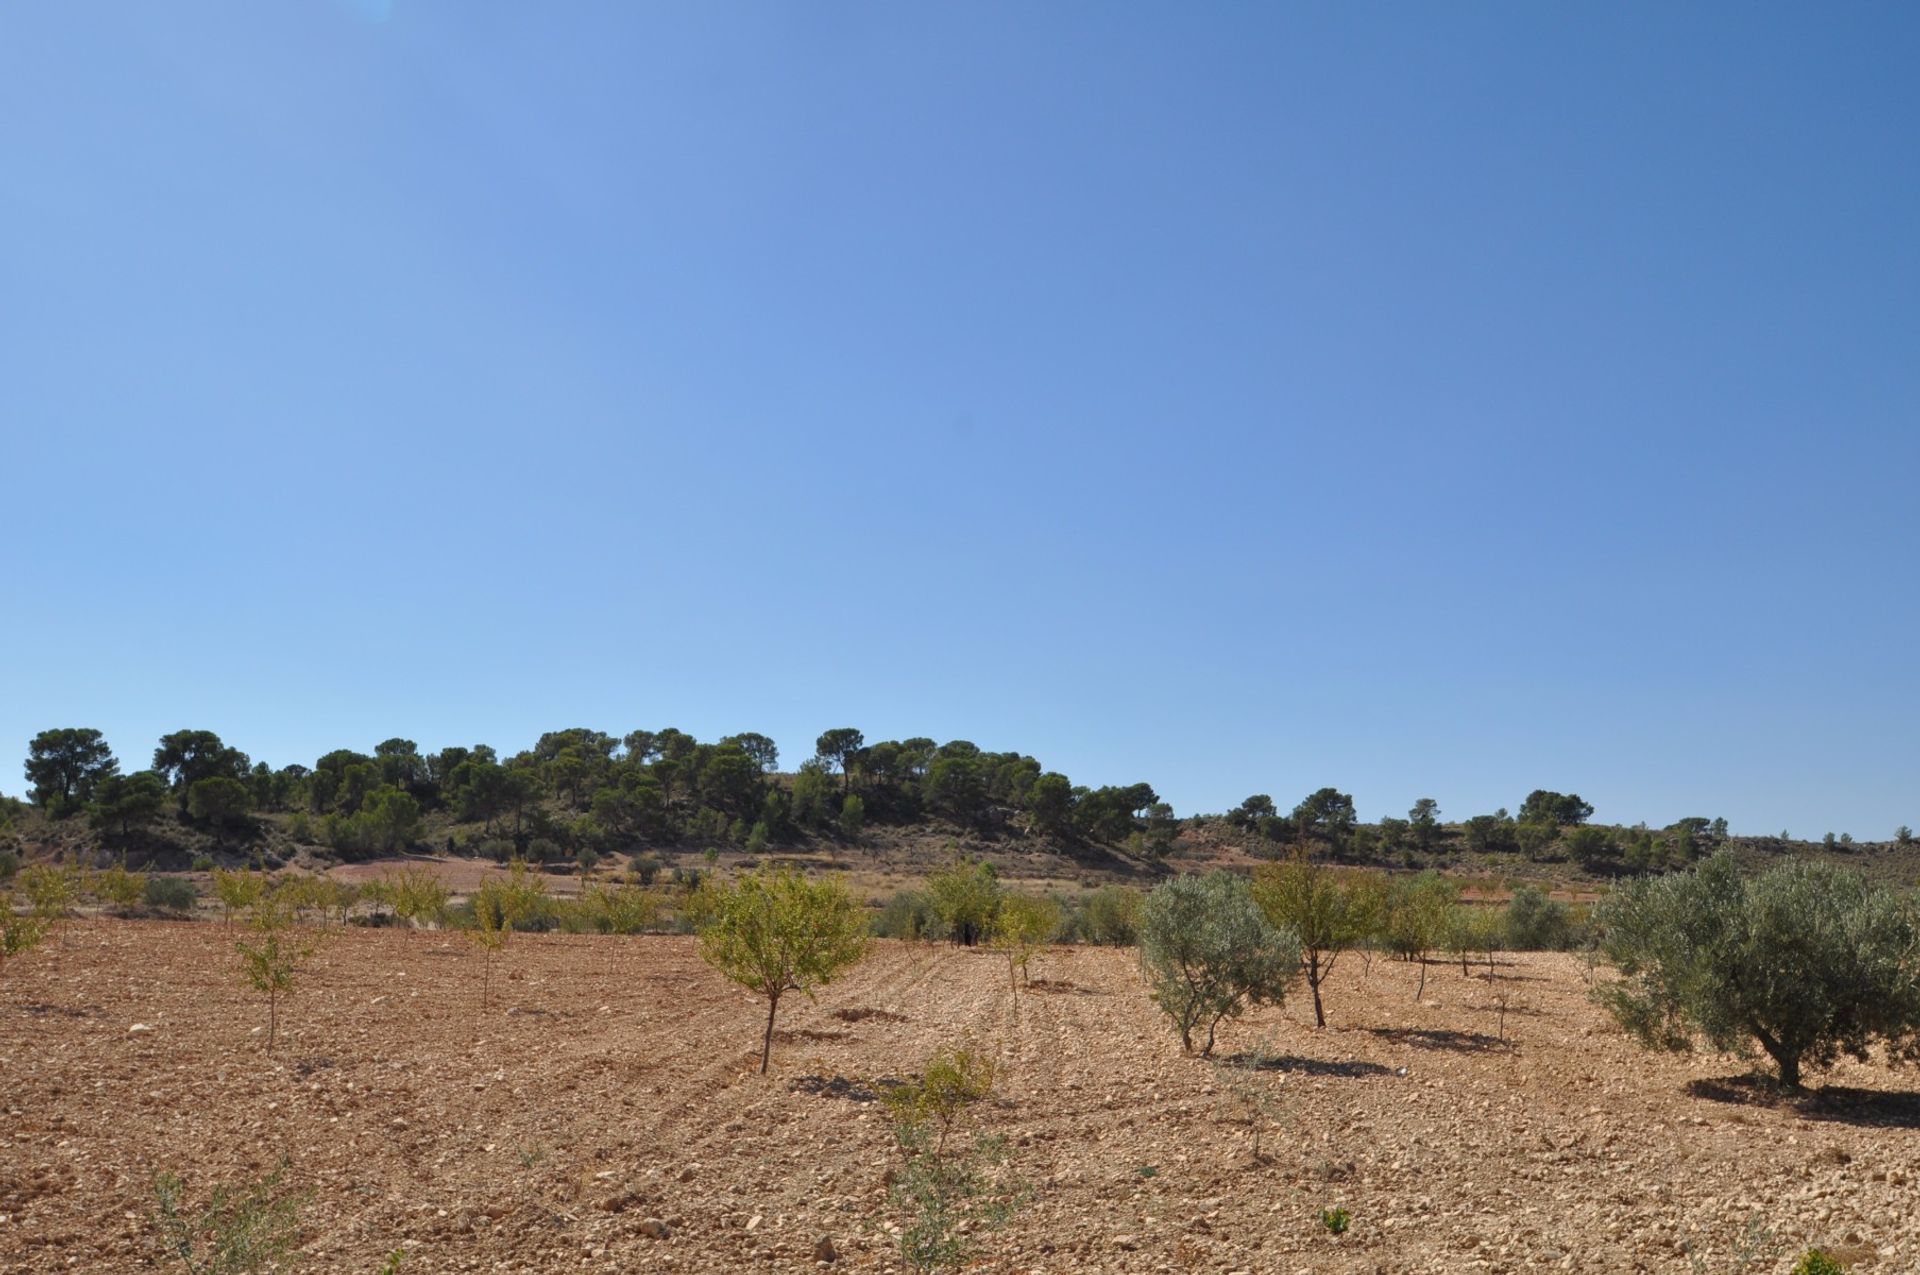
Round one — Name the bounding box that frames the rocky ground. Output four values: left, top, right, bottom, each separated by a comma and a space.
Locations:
1, 922, 1914, 1274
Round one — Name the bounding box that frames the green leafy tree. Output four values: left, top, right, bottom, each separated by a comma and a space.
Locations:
1380, 872, 1458, 998
814, 728, 866, 795
926, 858, 1002, 946
1252, 852, 1367, 1027
1504, 884, 1572, 950
1139, 871, 1300, 1056
234, 894, 315, 1050
1597, 852, 1920, 1088
720, 732, 780, 773
1564, 825, 1619, 873
990, 893, 1062, 990
1291, 788, 1357, 847
90, 770, 168, 842
1079, 884, 1144, 945
188, 777, 253, 849
694, 865, 870, 1073
839, 793, 867, 840
24, 727, 119, 815
154, 731, 250, 809
1518, 789, 1594, 827
1408, 798, 1441, 851
1024, 772, 1076, 838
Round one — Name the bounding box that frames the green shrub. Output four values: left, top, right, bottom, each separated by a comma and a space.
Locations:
1504, 884, 1572, 950
1139, 871, 1299, 1057
1791, 1249, 1849, 1275
875, 889, 943, 941
144, 876, 199, 913
1319, 1206, 1351, 1236
153, 1158, 304, 1274
1597, 852, 1920, 1088
1079, 884, 1145, 946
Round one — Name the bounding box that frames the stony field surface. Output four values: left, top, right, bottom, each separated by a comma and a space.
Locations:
1, 922, 1915, 1274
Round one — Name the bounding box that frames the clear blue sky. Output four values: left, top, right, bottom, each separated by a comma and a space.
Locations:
3, 4, 1915, 836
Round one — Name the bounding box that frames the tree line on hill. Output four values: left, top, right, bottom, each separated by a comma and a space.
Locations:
10, 725, 1912, 873
10, 725, 1173, 864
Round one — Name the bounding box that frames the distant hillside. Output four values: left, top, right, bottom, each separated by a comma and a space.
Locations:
6, 724, 1914, 891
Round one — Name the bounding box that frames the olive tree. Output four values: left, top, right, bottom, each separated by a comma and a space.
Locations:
1139, 871, 1299, 1057
695, 865, 870, 1073
1596, 852, 1920, 1089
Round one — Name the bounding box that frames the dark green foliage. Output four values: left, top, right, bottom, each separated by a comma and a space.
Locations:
1597, 852, 1920, 1088
1564, 825, 1618, 872
1504, 885, 1572, 950
1319, 1206, 1352, 1236
145, 875, 199, 912
1790, 1249, 1849, 1275
1291, 788, 1357, 846
1079, 884, 1145, 945
1518, 790, 1594, 826
24, 728, 119, 815
90, 770, 169, 842
187, 777, 254, 847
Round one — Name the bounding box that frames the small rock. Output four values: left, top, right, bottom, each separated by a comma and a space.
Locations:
813, 1235, 837, 1263
638, 1218, 670, 1240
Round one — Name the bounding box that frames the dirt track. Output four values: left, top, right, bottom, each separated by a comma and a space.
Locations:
1, 922, 1914, 1273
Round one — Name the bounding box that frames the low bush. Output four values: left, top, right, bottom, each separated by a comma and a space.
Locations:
144, 876, 199, 914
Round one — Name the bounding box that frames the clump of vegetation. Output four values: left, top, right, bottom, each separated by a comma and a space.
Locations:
693, 865, 870, 1073
234, 893, 315, 1050
989, 893, 1061, 990
145, 875, 199, 914
1253, 852, 1368, 1027
883, 1045, 1026, 1274
1504, 883, 1572, 950
1, 892, 48, 984
574, 880, 662, 934
388, 866, 450, 931
1790, 1249, 1850, 1275
1139, 871, 1299, 1057
1077, 884, 1144, 945
153, 1158, 305, 1274
1598, 852, 1920, 1088
926, 857, 1002, 946
19, 863, 79, 934
466, 861, 548, 1006
211, 868, 267, 930
1380, 872, 1457, 998
1319, 1206, 1352, 1236
90, 861, 148, 914
874, 888, 942, 942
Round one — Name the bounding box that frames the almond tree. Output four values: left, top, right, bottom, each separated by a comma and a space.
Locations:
695, 865, 870, 1073
1253, 852, 1366, 1027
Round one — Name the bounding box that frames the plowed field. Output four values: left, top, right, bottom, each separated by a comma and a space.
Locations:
2, 923, 1914, 1273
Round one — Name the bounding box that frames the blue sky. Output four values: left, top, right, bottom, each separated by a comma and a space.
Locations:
2, 4, 1915, 836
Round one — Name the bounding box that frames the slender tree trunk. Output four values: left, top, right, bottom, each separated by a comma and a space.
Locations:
1308, 953, 1327, 1028
267, 987, 277, 1050
1416, 957, 1428, 1000
760, 991, 781, 1074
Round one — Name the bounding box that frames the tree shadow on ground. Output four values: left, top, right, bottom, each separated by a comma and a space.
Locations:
773, 1027, 849, 1044
1685, 1074, 1920, 1129
832, 1006, 908, 1023
1365, 1027, 1507, 1053
1024, 979, 1100, 995
788, 1074, 884, 1103
1221, 1051, 1391, 1079
20, 1002, 101, 1019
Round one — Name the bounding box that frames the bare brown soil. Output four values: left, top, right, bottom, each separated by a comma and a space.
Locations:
2, 922, 1914, 1274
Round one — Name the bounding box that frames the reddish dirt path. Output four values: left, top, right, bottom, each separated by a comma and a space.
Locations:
1, 922, 1913, 1273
